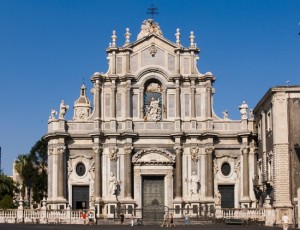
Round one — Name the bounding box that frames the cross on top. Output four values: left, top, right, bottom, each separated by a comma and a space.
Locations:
147, 4, 159, 19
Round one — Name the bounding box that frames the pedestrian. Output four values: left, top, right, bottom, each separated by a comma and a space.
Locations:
161, 212, 169, 227
282, 213, 289, 230
88, 211, 94, 225
81, 211, 87, 225
131, 214, 135, 226
169, 213, 176, 227
184, 213, 190, 225
120, 212, 125, 225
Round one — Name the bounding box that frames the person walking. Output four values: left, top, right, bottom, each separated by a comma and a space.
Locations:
81, 211, 87, 225
120, 212, 125, 225
184, 213, 190, 225
88, 211, 94, 225
169, 213, 176, 227
131, 214, 135, 226
161, 212, 169, 227
282, 213, 289, 230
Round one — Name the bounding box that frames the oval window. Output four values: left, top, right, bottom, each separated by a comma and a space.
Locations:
221, 162, 231, 176
76, 163, 86, 176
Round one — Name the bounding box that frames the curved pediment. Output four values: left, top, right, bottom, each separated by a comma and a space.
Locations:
132, 148, 175, 166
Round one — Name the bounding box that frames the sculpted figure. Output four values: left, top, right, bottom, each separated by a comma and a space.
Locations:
190, 172, 200, 195
59, 100, 69, 119
49, 109, 57, 120
239, 101, 248, 119
108, 172, 117, 195
146, 97, 161, 121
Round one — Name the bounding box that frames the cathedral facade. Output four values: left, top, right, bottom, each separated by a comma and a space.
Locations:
45, 19, 257, 217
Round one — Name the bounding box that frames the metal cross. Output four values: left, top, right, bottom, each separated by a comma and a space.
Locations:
147, 4, 159, 19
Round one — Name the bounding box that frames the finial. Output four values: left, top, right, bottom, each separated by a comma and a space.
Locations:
189, 31, 195, 48
124, 28, 131, 46
175, 28, 180, 46
111, 30, 117, 47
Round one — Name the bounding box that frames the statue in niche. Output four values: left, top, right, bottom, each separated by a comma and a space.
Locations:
190, 171, 200, 195
108, 172, 117, 195
145, 97, 161, 122
59, 100, 69, 119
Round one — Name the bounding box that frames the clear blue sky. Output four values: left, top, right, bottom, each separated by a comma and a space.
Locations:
0, 0, 299, 175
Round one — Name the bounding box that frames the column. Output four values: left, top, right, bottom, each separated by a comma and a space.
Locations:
139, 87, 144, 119
205, 147, 214, 198
162, 86, 167, 119
111, 79, 116, 118
242, 147, 250, 198
57, 146, 65, 199
124, 146, 133, 198
93, 146, 103, 201
175, 79, 181, 119
174, 146, 183, 198
91, 73, 102, 130
190, 78, 196, 118
206, 86, 212, 118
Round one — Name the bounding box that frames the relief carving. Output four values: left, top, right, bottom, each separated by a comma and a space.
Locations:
190, 146, 199, 162
109, 147, 118, 161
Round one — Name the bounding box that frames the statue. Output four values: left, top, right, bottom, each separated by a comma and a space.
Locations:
49, 109, 57, 120
222, 110, 229, 120
145, 97, 161, 122
108, 172, 117, 195
190, 172, 200, 195
59, 100, 69, 119
137, 19, 163, 40
239, 101, 248, 119
215, 190, 221, 205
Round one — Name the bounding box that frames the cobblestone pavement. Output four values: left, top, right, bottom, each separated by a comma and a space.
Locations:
0, 223, 281, 230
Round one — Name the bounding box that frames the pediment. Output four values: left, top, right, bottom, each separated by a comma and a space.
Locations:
132, 148, 175, 166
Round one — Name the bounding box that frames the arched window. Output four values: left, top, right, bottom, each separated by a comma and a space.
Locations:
144, 80, 162, 121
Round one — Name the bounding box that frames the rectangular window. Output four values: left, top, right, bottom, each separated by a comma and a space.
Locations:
116, 93, 122, 118
266, 110, 272, 131
196, 94, 201, 117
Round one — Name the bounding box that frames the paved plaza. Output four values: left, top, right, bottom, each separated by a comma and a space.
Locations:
0, 223, 282, 230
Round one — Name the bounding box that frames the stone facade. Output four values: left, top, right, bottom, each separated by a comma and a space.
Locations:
45, 19, 257, 218
253, 86, 300, 225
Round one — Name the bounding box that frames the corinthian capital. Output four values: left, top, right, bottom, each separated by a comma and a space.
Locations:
173, 146, 183, 155
57, 146, 66, 154
124, 146, 133, 155
93, 146, 103, 155
205, 146, 214, 154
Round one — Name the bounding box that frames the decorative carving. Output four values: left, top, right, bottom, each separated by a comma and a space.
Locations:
59, 100, 69, 119
146, 83, 162, 93
93, 146, 103, 155
205, 146, 214, 154
190, 146, 199, 161
124, 28, 131, 46
174, 146, 183, 155
175, 28, 180, 46
57, 146, 66, 154
241, 146, 249, 155
149, 43, 157, 57
67, 160, 73, 177
48, 147, 53, 156
109, 147, 118, 161
222, 110, 229, 120
89, 161, 95, 199
215, 190, 221, 205
213, 158, 219, 175
132, 148, 175, 166
189, 31, 195, 48
124, 146, 133, 155
145, 97, 161, 122
234, 160, 241, 180
239, 101, 248, 120
137, 19, 163, 40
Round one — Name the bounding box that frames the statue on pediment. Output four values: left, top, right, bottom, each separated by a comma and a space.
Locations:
137, 19, 163, 40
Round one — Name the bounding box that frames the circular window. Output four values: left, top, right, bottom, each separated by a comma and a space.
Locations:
221, 162, 231, 176
76, 163, 86, 176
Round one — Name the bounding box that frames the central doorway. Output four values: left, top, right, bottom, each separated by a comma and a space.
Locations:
142, 176, 165, 220
218, 185, 234, 208
72, 185, 89, 209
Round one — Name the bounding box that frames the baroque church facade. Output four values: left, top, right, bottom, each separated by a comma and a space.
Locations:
45, 19, 257, 217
